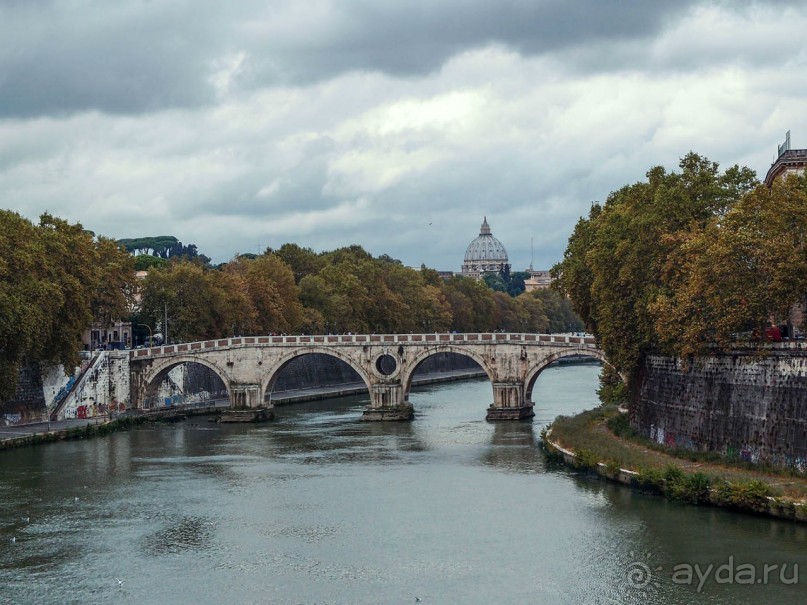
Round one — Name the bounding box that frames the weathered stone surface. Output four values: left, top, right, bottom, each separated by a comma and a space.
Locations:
128, 333, 604, 421
361, 404, 415, 421
219, 407, 274, 423
0, 363, 46, 424
486, 404, 535, 421
634, 351, 807, 471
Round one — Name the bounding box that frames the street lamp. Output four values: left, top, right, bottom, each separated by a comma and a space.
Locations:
138, 323, 153, 347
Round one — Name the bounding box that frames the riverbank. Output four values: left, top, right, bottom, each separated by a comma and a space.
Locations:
543, 404, 807, 523
0, 368, 487, 450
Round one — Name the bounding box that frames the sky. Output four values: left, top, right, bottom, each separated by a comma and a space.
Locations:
2, 1, 807, 271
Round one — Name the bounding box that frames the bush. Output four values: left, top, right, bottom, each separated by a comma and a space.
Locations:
665, 469, 712, 504
605, 459, 622, 477
607, 412, 635, 438
634, 467, 665, 494
574, 448, 601, 470
712, 480, 772, 513
596, 365, 628, 406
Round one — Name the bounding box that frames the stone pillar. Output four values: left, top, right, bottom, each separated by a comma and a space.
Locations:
362, 381, 413, 421
486, 381, 534, 421
129, 368, 146, 410
229, 384, 264, 409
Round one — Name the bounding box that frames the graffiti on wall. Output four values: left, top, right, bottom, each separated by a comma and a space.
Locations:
3, 413, 22, 426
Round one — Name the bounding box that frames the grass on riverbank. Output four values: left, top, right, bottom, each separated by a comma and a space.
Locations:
544, 405, 807, 508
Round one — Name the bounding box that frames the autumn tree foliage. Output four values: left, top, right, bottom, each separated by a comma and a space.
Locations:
0, 212, 135, 399
137, 245, 577, 343
552, 152, 807, 385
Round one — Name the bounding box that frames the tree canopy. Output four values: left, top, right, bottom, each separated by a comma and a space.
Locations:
552, 152, 807, 386
0, 212, 135, 399
118, 236, 211, 265
135, 246, 581, 343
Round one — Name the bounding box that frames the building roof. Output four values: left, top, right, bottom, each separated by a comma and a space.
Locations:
764, 132, 807, 187
463, 217, 509, 264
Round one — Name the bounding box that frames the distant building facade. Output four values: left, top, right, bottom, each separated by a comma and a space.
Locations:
764, 131, 807, 187
460, 217, 510, 278
524, 270, 553, 292
82, 320, 132, 351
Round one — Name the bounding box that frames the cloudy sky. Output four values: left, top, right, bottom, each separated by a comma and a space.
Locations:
2, 1, 806, 270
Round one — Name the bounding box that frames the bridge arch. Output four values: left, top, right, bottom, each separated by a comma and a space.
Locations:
400, 346, 494, 402
140, 355, 233, 407
262, 347, 373, 405
524, 347, 607, 403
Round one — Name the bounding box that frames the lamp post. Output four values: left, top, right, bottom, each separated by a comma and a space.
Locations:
138, 323, 153, 347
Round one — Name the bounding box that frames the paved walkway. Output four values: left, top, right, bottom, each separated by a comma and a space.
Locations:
0, 417, 108, 442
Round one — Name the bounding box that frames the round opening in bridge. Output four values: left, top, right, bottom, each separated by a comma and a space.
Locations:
375, 354, 397, 376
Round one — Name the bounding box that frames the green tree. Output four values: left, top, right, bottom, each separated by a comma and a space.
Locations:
270, 243, 325, 284
442, 276, 496, 332
92, 238, 137, 328
140, 262, 242, 342
528, 289, 584, 333
134, 254, 168, 271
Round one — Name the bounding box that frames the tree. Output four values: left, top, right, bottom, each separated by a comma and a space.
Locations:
118, 236, 210, 264
270, 243, 325, 284
140, 262, 241, 342
442, 276, 496, 332
134, 254, 168, 271
92, 238, 137, 328
528, 289, 583, 333
652, 175, 807, 358
482, 268, 530, 297
553, 153, 760, 384
222, 254, 303, 334
0, 212, 138, 399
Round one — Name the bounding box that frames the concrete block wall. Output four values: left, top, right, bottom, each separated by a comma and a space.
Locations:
634, 352, 807, 471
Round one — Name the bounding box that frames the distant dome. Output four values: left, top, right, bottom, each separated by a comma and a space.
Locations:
461, 217, 509, 278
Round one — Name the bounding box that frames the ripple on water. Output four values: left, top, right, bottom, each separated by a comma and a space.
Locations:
141, 516, 217, 556
261, 523, 341, 544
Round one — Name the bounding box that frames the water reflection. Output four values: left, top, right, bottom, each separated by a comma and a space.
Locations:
480, 420, 542, 473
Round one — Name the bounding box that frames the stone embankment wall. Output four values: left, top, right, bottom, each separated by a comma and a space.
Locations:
1, 363, 47, 424
634, 351, 807, 470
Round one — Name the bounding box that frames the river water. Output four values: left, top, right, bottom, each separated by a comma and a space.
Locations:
1, 364, 805, 605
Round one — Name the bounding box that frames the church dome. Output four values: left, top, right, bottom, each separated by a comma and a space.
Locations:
461, 217, 509, 278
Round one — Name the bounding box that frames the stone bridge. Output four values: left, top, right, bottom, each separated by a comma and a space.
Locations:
129, 333, 604, 420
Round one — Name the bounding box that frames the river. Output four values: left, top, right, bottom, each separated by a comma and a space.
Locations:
1, 364, 805, 604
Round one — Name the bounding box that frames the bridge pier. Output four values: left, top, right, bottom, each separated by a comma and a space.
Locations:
486, 381, 534, 421
229, 384, 265, 409
362, 382, 414, 421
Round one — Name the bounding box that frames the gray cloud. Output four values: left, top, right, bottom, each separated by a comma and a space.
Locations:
0, 0, 701, 118
1, 1, 806, 273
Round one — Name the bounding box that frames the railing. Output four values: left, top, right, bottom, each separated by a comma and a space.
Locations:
132, 333, 599, 358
